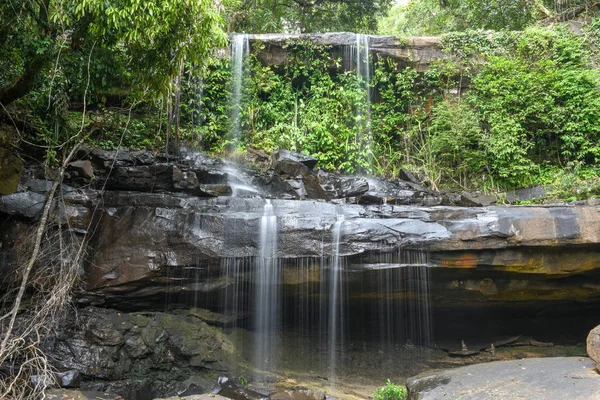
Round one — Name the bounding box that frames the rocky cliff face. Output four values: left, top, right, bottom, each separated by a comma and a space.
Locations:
2, 147, 600, 396
246, 33, 451, 72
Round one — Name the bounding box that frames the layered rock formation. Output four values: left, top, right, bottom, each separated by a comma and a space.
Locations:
246, 33, 451, 72
2, 148, 600, 396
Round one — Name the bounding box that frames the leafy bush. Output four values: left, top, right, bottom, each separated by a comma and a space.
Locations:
373, 379, 408, 400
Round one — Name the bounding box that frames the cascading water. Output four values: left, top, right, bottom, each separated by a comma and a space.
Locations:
328, 214, 345, 386
230, 34, 249, 147
253, 199, 282, 375
354, 34, 373, 169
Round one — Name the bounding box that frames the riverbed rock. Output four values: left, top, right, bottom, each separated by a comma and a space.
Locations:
43, 307, 237, 397
587, 325, 600, 369
406, 357, 600, 399
272, 149, 318, 170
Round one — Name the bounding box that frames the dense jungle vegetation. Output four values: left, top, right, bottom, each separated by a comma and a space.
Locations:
2, 0, 600, 198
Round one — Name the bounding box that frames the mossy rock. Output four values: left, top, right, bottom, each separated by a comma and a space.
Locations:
0, 146, 23, 195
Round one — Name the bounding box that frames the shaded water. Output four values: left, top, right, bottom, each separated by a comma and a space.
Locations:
171, 204, 434, 388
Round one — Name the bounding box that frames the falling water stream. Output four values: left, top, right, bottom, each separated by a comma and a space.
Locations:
328, 214, 345, 386
354, 34, 373, 169
254, 199, 282, 376
230, 34, 249, 147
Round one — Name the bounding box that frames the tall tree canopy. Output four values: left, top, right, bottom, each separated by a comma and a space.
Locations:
223, 0, 393, 33
0, 0, 226, 107
379, 0, 596, 35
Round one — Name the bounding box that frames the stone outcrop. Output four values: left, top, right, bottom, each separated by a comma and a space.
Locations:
246, 33, 452, 72
406, 357, 600, 400
1, 148, 600, 305
42, 307, 238, 397
587, 325, 600, 370
2, 147, 600, 398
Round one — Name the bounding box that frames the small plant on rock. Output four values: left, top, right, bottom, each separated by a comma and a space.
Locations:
373, 379, 408, 400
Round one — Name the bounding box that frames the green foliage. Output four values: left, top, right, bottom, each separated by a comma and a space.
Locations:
380, 0, 588, 35
429, 99, 486, 187
0, 0, 226, 156
373, 380, 408, 400
467, 26, 600, 186
224, 0, 392, 34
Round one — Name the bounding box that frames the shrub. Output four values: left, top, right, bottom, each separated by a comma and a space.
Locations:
373, 379, 408, 400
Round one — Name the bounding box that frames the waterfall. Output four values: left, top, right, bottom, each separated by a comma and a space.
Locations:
230, 34, 249, 148
253, 199, 282, 375
328, 214, 345, 386
369, 249, 433, 353
354, 34, 373, 170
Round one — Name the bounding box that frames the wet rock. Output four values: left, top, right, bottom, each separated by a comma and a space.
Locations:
457, 191, 497, 207
0, 191, 46, 219
46, 389, 124, 399
249, 33, 452, 73
102, 164, 173, 192
173, 166, 200, 191
246, 147, 270, 163
274, 160, 310, 178
407, 357, 600, 400
90, 148, 135, 168
272, 149, 318, 170
587, 325, 600, 369
271, 389, 327, 400
199, 184, 233, 197
57, 370, 82, 388
398, 168, 422, 186
132, 150, 155, 165
158, 395, 229, 400
213, 376, 266, 400
44, 307, 236, 396
506, 186, 547, 204
68, 160, 95, 179
0, 146, 23, 195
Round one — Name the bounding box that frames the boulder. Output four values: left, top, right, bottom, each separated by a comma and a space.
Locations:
406, 357, 600, 400
271, 149, 318, 170
587, 325, 600, 369
57, 370, 82, 388
68, 160, 95, 179
457, 191, 498, 207
43, 307, 236, 395
0, 191, 46, 219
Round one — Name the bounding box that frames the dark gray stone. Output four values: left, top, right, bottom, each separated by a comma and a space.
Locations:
90, 148, 135, 168
337, 177, 369, 198
248, 33, 453, 73
458, 191, 498, 207
506, 186, 547, 204
407, 357, 600, 400
274, 159, 310, 178
399, 168, 422, 185
0, 191, 46, 219
68, 160, 94, 179
43, 307, 236, 395
272, 149, 318, 170
132, 150, 155, 165
57, 370, 82, 388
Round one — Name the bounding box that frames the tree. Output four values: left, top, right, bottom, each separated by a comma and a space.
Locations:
381, 0, 595, 35
0, 0, 226, 107
223, 0, 393, 33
